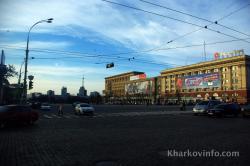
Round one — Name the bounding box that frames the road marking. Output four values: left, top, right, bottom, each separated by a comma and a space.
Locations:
51, 114, 62, 118
63, 115, 72, 118
43, 114, 53, 119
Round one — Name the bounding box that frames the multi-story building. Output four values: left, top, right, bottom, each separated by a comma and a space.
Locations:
77, 86, 87, 97
47, 90, 55, 96
104, 71, 145, 97
104, 71, 161, 104
104, 71, 145, 102
61, 86, 67, 97
160, 53, 250, 104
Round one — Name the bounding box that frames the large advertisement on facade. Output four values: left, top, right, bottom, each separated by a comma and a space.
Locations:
176, 73, 221, 89
125, 80, 152, 94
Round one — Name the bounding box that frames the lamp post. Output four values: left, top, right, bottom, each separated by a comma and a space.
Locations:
22, 18, 53, 103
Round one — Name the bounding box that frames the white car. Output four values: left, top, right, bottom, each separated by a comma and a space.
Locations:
40, 103, 52, 110
74, 103, 94, 115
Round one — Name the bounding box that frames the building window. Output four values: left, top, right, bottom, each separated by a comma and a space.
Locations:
206, 70, 211, 73
232, 79, 238, 84
214, 68, 219, 72
232, 66, 238, 71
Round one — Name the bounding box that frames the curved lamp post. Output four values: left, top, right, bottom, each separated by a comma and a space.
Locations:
22, 18, 53, 103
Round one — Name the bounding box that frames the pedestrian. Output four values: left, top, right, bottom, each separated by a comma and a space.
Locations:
58, 103, 63, 116
182, 100, 186, 111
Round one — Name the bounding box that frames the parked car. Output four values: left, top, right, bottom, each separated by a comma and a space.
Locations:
241, 104, 250, 117
74, 103, 94, 115
207, 103, 241, 117
40, 103, 52, 110
193, 100, 221, 115
0, 105, 39, 128
72, 101, 80, 107
30, 102, 41, 109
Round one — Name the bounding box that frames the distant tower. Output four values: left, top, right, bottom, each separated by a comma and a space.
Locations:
82, 75, 84, 87
78, 75, 87, 97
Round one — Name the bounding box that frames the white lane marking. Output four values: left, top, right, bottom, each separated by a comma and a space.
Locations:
43, 114, 53, 119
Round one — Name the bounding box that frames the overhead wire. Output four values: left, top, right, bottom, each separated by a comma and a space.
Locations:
140, 0, 250, 37
0, 45, 175, 67
1, 37, 248, 68
102, 0, 250, 44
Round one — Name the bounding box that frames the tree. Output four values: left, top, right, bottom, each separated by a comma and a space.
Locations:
4, 65, 18, 80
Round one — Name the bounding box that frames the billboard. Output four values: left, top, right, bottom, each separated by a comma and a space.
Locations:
125, 80, 152, 94
130, 74, 146, 81
214, 49, 244, 60
176, 73, 221, 89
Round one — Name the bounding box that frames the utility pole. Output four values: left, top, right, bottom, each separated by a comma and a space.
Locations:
0, 50, 7, 105
203, 41, 207, 61
22, 18, 53, 103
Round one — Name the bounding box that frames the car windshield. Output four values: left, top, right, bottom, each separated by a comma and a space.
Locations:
80, 104, 90, 107
198, 101, 209, 105
214, 104, 226, 109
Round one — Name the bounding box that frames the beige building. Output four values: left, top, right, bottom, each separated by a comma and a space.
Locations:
160, 55, 250, 104
104, 71, 144, 100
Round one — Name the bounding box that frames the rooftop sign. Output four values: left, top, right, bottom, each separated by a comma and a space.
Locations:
130, 74, 146, 81
214, 49, 244, 60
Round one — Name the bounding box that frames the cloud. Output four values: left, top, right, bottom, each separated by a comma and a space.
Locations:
0, 0, 249, 52
1, 41, 72, 50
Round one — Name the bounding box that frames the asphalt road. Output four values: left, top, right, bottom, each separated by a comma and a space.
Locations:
0, 105, 250, 166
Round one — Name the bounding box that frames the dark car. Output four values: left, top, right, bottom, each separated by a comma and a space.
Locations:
241, 104, 250, 117
0, 105, 39, 128
31, 102, 41, 109
193, 100, 221, 115
207, 103, 241, 117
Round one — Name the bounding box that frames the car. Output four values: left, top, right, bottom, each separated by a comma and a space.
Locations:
207, 103, 241, 117
193, 100, 221, 115
72, 101, 80, 107
0, 105, 39, 128
241, 104, 250, 117
31, 102, 41, 109
74, 103, 94, 115
40, 103, 52, 110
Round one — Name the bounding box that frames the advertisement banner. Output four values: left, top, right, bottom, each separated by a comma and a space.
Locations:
130, 74, 146, 81
125, 80, 152, 94
177, 73, 221, 89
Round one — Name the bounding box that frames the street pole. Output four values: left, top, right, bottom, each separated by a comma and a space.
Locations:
18, 60, 25, 85
22, 18, 53, 103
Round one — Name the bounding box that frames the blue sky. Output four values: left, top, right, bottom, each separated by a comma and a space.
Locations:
0, 0, 249, 95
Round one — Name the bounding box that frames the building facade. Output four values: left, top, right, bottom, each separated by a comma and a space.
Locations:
104, 71, 161, 104
104, 71, 145, 103
160, 55, 250, 104
61, 86, 67, 97
77, 86, 87, 97
47, 90, 55, 96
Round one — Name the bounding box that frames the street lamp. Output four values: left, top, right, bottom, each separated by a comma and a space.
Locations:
22, 18, 53, 103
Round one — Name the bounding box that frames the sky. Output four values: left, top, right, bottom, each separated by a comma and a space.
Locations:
0, 0, 250, 95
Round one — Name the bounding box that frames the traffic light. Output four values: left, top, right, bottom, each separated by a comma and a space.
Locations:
29, 80, 33, 90
106, 62, 114, 68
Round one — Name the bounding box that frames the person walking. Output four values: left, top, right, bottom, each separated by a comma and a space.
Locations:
58, 103, 64, 116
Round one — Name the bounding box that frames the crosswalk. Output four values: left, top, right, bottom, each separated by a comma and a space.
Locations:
40, 111, 192, 120
40, 113, 80, 119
